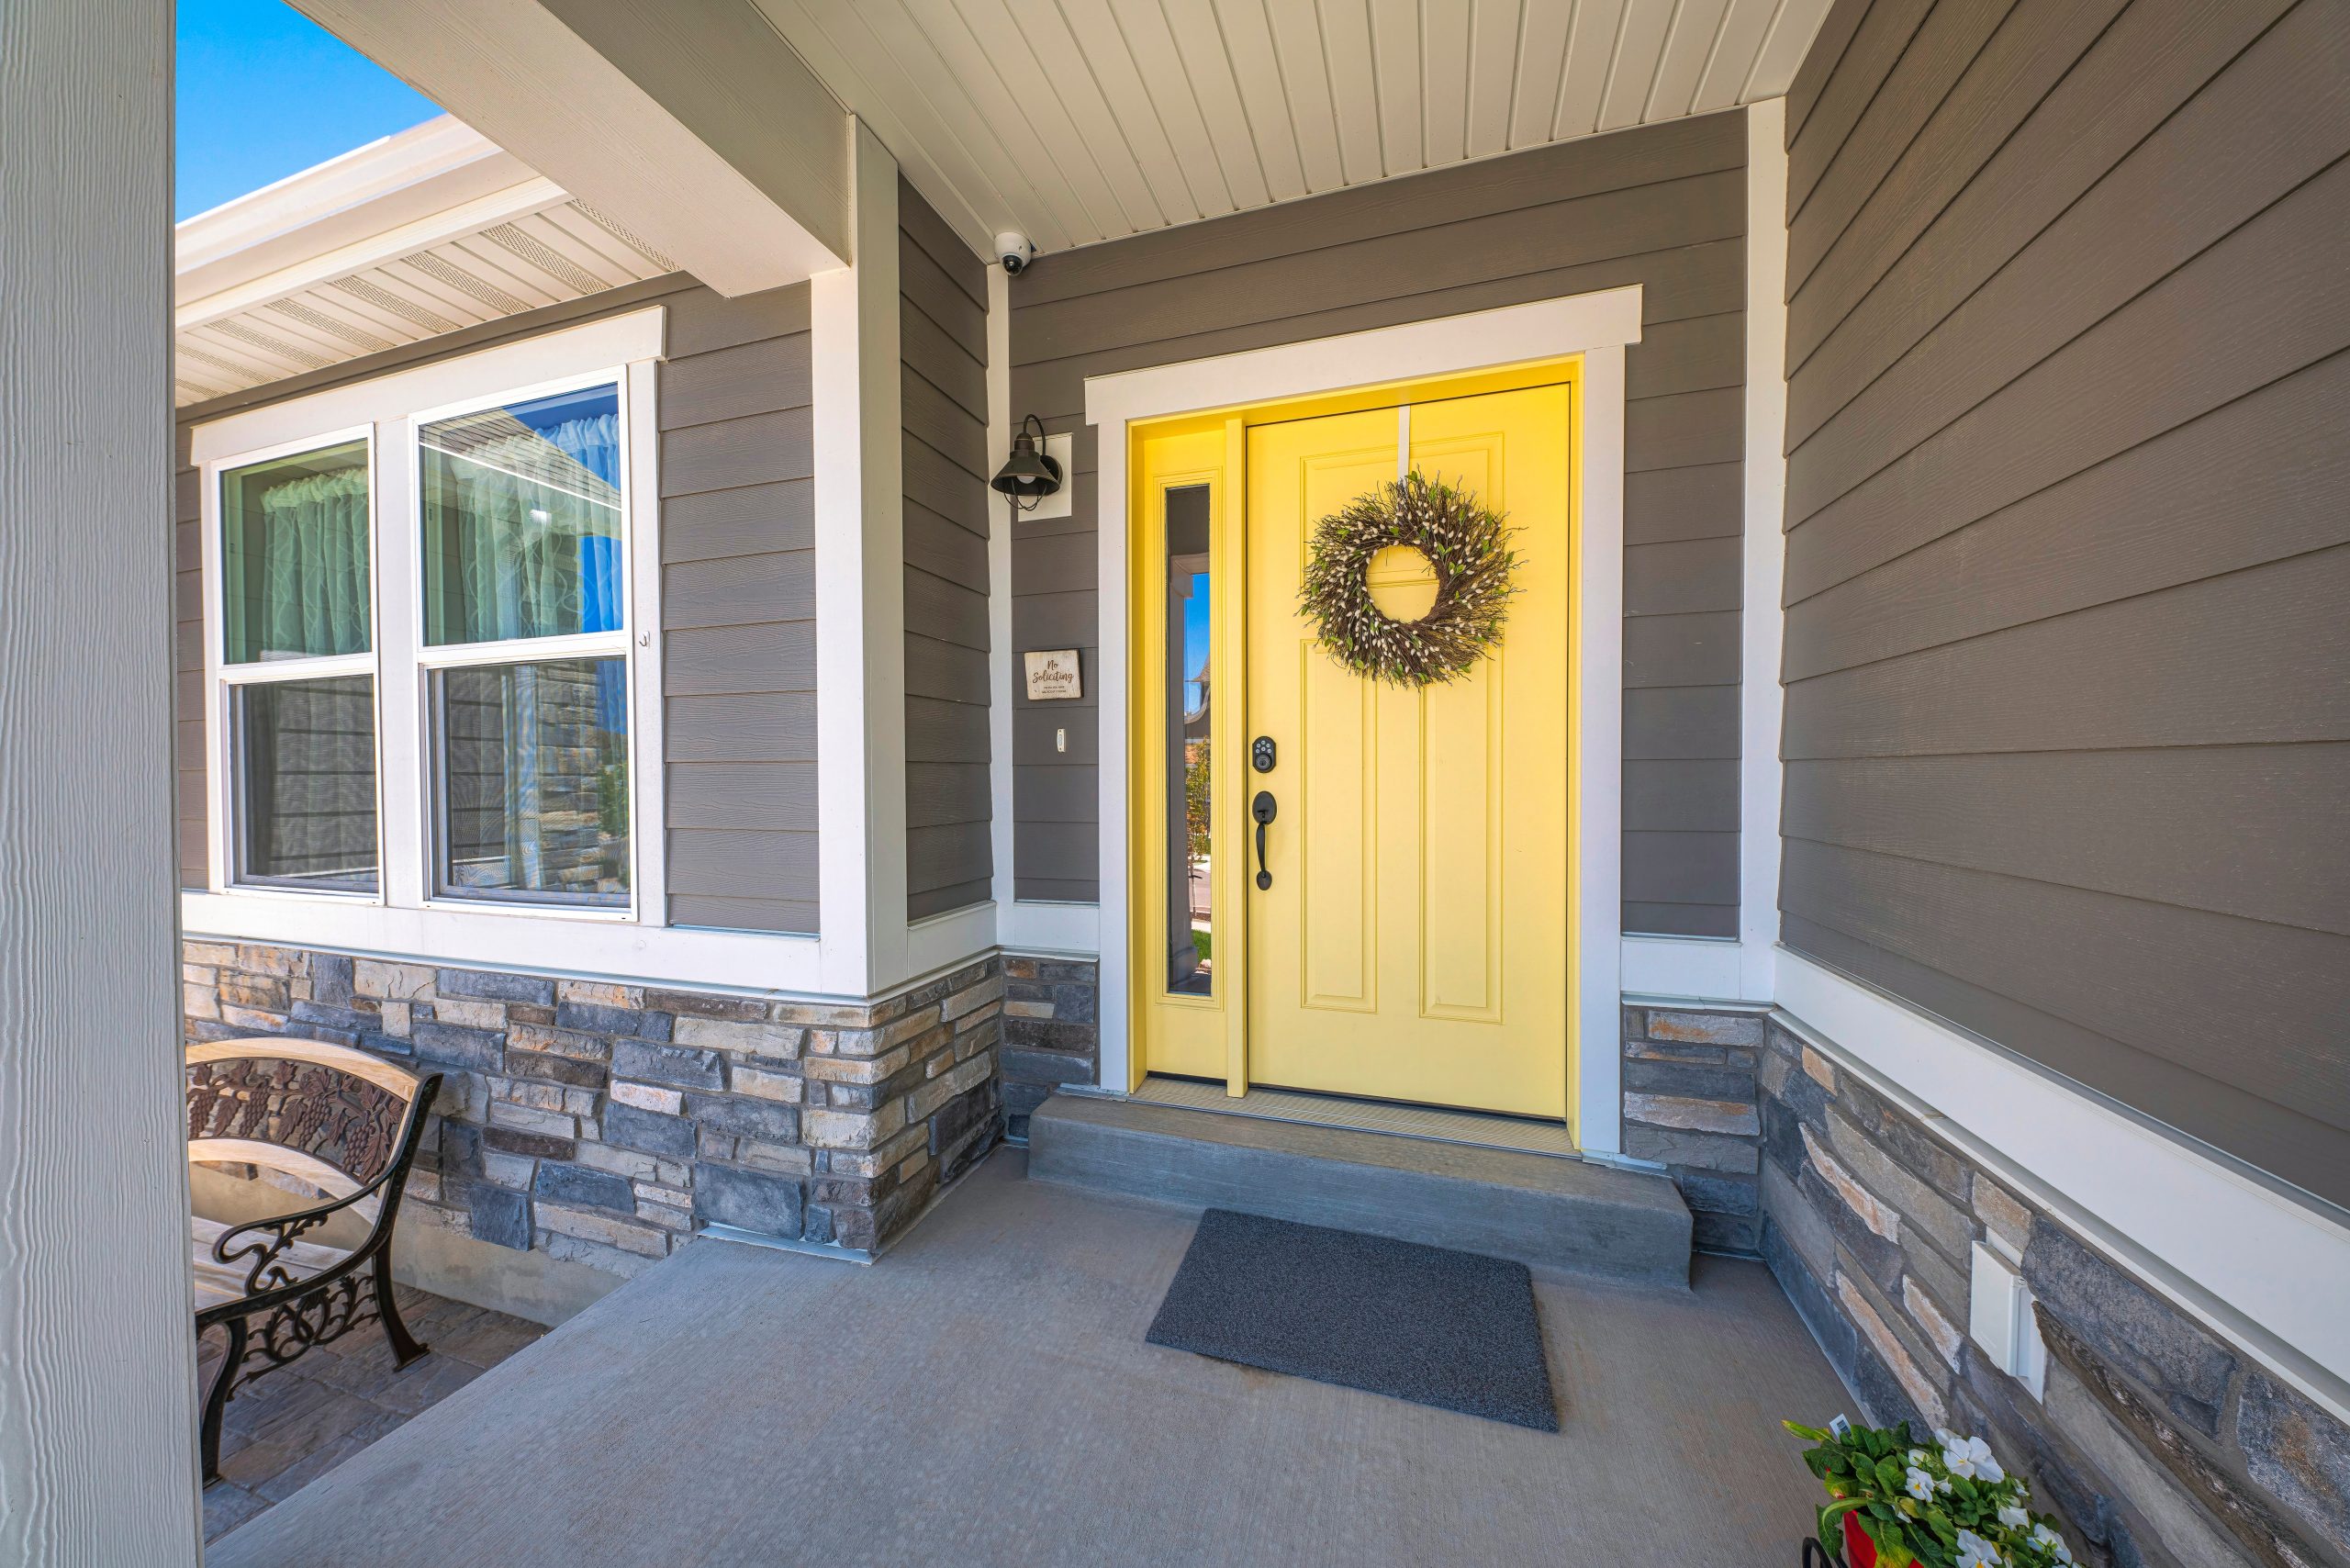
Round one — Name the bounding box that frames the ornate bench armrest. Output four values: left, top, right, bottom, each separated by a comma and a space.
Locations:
208, 1164, 403, 1298
203, 1068, 443, 1302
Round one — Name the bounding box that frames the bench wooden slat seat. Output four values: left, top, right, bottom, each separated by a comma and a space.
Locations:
185, 1037, 443, 1484
190, 1215, 350, 1311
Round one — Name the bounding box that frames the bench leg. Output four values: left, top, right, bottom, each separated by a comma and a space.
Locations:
374, 1249, 429, 1369
199, 1316, 245, 1486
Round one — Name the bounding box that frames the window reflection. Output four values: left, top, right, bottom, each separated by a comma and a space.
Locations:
420, 384, 623, 646
1166, 484, 1212, 995
436, 657, 630, 905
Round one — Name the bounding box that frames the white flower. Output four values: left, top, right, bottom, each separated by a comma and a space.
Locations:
2031, 1523, 2074, 1563
1956, 1528, 2004, 1568
1905, 1466, 1937, 1501
1998, 1505, 2031, 1530
1908, 1449, 1930, 1466
1943, 1433, 2007, 1484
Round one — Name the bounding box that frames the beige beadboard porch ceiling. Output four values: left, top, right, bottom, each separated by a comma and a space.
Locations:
758, 0, 1834, 254
173, 118, 676, 407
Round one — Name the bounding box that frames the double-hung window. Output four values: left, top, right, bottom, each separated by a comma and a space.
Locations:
197, 312, 662, 924
217, 433, 381, 893
415, 380, 632, 907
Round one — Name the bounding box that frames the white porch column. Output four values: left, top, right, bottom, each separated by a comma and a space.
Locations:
0, 0, 203, 1561
809, 121, 906, 995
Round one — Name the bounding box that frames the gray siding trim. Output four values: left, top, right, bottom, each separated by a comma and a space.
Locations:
1007, 113, 1750, 926
173, 278, 822, 935
1779, 0, 2350, 1206
899, 178, 992, 921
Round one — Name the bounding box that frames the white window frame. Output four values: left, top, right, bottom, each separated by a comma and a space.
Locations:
193, 309, 667, 930
205, 423, 385, 902
403, 366, 642, 920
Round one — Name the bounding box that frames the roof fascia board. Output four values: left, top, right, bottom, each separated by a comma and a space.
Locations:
174, 174, 571, 332
288, 0, 850, 294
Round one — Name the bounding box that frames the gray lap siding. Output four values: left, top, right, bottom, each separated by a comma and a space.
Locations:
899, 177, 995, 923
1776, 0, 2350, 1206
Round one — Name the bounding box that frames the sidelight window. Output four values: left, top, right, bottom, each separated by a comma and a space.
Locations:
1163, 483, 1213, 995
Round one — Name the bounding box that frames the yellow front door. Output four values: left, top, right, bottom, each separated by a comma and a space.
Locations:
1244, 385, 1572, 1116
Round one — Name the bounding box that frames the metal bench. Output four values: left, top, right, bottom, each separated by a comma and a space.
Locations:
185, 1038, 442, 1484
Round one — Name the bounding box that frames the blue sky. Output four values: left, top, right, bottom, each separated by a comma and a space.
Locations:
178, 0, 441, 220
1184, 577, 1211, 706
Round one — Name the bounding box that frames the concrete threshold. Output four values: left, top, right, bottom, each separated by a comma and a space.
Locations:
1028, 1094, 1692, 1286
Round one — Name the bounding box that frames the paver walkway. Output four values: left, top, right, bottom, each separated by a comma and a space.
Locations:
201, 1285, 545, 1542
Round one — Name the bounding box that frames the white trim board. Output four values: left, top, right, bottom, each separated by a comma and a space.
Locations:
1739, 99, 1790, 1004
1775, 946, 2350, 1425
814, 122, 1002, 997
1083, 288, 1641, 1153
1622, 935, 1746, 1002
182, 901, 1011, 1007
810, 123, 894, 997
999, 899, 1101, 957
986, 265, 1019, 924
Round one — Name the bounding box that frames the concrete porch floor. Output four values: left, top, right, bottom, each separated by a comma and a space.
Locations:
212, 1148, 1850, 1566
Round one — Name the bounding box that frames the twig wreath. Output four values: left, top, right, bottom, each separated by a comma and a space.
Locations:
1298, 469, 1519, 687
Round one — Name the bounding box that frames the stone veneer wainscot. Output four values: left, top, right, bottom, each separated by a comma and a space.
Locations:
1621, 1003, 1766, 1256
1758, 1016, 2350, 1568
183, 942, 1005, 1270
999, 955, 1100, 1140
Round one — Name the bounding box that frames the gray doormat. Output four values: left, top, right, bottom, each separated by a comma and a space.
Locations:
1145, 1208, 1560, 1431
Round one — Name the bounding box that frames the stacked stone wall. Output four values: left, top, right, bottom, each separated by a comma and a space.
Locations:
184, 941, 1004, 1269
1621, 1003, 1766, 1255
1000, 956, 1100, 1139
1759, 1016, 2350, 1568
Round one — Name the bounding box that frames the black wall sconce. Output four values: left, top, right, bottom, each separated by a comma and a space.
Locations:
991, 414, 1065, 512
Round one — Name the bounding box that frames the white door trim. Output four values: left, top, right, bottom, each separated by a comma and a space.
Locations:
1084, 287, 1641, 1150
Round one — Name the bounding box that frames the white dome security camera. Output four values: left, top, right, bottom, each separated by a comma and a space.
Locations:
995, 231, 1035, 275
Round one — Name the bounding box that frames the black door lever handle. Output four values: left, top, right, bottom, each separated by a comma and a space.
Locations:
1251, 790, 1277, 890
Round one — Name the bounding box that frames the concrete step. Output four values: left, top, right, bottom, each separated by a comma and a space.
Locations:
1027, 1094, 1691, 1287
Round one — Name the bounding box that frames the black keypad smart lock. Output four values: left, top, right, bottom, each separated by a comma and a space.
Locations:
1251, 735, 1276, 774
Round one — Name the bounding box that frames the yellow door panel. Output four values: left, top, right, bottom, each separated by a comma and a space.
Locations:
1420, 666, 1501, 1022
1245, 385, 1572, 1117
1247, 412, 1394, 1035
1299, 639, 1376, 1013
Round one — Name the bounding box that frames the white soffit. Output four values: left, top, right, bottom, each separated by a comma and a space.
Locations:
754, 0, 1835, 256
173, 116, 677, 409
